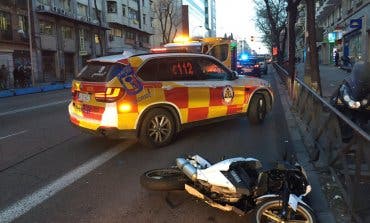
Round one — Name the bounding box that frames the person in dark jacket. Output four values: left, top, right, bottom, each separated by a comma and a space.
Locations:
334, 50, 339, 67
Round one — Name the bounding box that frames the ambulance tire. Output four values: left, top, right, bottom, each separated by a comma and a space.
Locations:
139, 108, 176, 148
248, 94, 266, 125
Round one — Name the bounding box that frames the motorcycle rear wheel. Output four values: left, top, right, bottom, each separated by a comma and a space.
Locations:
140, 168, 190, 191
255, 198, 316, 223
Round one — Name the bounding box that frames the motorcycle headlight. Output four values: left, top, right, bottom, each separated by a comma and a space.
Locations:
348, 100, 361, 109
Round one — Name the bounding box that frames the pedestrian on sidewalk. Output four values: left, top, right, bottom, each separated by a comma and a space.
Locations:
334, 50, 339, 67
0, 64, 9, 89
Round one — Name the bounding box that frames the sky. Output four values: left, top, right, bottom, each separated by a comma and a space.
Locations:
216, 0, 269, 54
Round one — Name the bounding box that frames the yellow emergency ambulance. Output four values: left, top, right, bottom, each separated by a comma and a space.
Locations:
69, 52, 274, 148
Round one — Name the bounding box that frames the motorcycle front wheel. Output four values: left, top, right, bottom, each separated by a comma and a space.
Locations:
140, 168, 191, 191
255, 198, 316, 223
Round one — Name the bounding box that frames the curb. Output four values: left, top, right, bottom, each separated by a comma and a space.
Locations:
272, 69, 337, 223
0, 83, 71, 98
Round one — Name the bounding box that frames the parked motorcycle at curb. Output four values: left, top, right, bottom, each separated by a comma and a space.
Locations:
140, 154, 316, 223
331, 61, 370, 142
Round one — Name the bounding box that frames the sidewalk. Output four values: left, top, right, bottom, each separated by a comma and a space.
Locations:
0, 81, 71, 98
296, 63, 351, 99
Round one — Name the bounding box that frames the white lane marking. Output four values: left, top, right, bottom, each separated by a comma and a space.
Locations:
0, 142, 131, 223
0, 100, 70, 117
0, 130, 28, 140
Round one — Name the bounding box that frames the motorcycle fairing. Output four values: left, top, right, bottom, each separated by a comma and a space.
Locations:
196, 157, 261, 191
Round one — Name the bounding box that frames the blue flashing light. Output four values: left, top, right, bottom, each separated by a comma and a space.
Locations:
240, 54, 249, 61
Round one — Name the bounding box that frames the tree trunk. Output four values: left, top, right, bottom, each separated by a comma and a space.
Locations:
287, 0, 300, 96
305, 0, 322, 96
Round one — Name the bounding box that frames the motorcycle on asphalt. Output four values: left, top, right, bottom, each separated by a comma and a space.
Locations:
331, 61, 370, 142
140, 154, 316, 223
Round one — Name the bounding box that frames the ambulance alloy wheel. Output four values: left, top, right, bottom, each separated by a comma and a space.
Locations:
248, 94, 267, 125
139, 108, 176, 148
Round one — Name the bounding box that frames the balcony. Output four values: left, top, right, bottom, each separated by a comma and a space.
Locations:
35, 4, 109, 29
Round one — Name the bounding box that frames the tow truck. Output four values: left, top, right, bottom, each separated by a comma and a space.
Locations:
150, 36, 238, 71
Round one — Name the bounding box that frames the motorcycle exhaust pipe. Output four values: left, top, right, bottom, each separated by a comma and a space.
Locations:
176, 158, 197, 181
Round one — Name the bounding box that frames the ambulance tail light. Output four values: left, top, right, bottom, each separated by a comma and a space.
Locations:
254, 64, 260, 68
94, 87, 125, 102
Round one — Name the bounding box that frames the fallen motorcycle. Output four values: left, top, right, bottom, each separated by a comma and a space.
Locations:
140, 155, 316, 223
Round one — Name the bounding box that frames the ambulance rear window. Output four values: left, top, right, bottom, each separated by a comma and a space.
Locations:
76, 62, 123, 82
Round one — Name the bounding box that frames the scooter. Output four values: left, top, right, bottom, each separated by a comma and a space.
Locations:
331, 61, 370, 141
141, 154, 316, 223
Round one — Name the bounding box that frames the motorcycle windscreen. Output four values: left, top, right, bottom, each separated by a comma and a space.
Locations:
348, 61, 370, 99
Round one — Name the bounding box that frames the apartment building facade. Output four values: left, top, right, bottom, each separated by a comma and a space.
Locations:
316, 0, 370, 65
0, 0, 154, 87
105, 0, 153, 54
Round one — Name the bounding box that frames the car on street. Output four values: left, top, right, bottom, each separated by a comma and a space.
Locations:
256, 56, 268, 75
236, 58, 261, 77
69, 52, 274, 148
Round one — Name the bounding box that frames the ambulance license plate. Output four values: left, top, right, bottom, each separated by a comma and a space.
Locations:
78, 92, 90, 102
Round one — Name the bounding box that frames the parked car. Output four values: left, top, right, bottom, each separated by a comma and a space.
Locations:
69, 53, 274, 148
236, 58, 261, 77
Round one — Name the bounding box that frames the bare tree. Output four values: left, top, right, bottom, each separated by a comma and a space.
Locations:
93, 0, 106, 56
152, 0, 182, 44
304, 0, 322, 95
254, 0, 287, 64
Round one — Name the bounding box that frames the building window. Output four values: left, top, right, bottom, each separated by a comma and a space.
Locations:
38, 0, 51, 5
128, 7, 139, 20
150, 17, 154, 27
122, 4, 126, 16
0, 11, 12, 40
39, 20, 54, 35
62, 26, 73, 39
77, 3, 88, 17
149, 0, 153, 10
143, 14, 146, 25
60, 0, 71, 12
95, 34, 100, 43
17, 15, 28, 39
112, 28, 122, 37
139, 35, 149, 43
142, 0, 145, 6
107, 1, 117, 13
126, 31, 135, 40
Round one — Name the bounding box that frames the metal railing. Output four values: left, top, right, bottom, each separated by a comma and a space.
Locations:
273, 62, 370, 222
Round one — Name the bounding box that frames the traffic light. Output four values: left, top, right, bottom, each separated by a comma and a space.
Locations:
251, 36, 254, 42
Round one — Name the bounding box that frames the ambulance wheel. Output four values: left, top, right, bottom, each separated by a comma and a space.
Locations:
139, 108, 176, 148
248, 94, 266, 125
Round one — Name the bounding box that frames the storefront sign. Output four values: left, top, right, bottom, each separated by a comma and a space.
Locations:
328, 32, 336, 43
79, 29, 87, 56
350, 18, 362, 29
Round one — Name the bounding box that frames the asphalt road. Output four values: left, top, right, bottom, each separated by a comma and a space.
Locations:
0, 69, 298, 223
